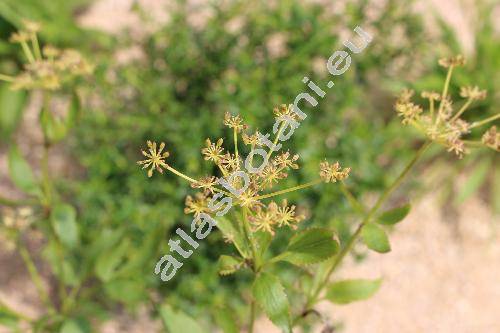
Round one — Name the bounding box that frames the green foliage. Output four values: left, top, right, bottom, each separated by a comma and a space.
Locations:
325, 278, 382, 304
377, 203, 411, 225
278, 228, 339, 266
7, 145, 40, 196
0, 0, 497, 332
361, 223, 391, 253
51, 204, 79, 248
252, 272, 291, 333
159, 304, 207, 333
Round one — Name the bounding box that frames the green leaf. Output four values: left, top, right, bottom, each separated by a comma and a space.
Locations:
325, 278, 382, 304
377, 203, 411, 225
280, 228, 339, 265
159, 304, 206, 333
252, 272, 291, 333
7, 145, 40, 196
66, 92, 81, 129
94, 239, 129, 282
51, 204, 79, 249
104, 279, 146, 304
0, 84, 26, 141
213, 306, 239, 333
361, 223, 391, 253
59, 318, 90, 333
40, 107, 68, 143
0, 301, 21, 328
217, 255, 245, 276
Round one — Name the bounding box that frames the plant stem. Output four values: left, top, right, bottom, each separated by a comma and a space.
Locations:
451, 97, 473, 121
0, 196, 36, 207
242, 207, 258, 333
18, 240, 57, 315
233, 128, 239, 160
249, 297, 256, 333
302, 141, 431, 313
339, 182, 366, 215
255, 179, 322, 200
165, 165, 231, 196
265, 122, 286, 162
0, 73, 14, 82
20, 41, 35, 64
31, 33, 42, 60
470, 113, 500, 129
41, 143, 52, 207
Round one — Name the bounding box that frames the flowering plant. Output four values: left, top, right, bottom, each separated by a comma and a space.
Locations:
139, 56, 498, 333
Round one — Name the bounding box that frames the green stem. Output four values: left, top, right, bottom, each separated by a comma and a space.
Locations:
470, 113, 500, 129
243, 207, 259, 269
339, 182, 366, 215
165, 165, 231, 197
31, 33, 42, 60
249, 297, 256, 333
435, 66, 454, 126
20, 41, 35, 63
255, 179, 322, 200
303, 141, 431, 313
18, 241, 57, 315
265, 122, 286, 162
451, 97, 473, 121
0, 196, 36, 207
0, 73, 14, 82
41, 143, 53, 207
233, 128, 239, 160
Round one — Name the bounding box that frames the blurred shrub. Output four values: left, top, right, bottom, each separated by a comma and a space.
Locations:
67, 0, 433, 324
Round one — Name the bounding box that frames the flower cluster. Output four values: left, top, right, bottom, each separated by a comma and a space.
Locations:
395, 55, 499, 158
138, 109, 350, 235
0, 20, 93, 90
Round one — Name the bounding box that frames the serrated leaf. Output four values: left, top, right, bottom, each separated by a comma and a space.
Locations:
217, 255, 245, 276
252, 272, 291, 333
7, 145, 40, 196
325, 278, 382, 304
159, 304, 206, 333
377, 204, 411, 225
280, 228, 339, 265
51, 204, 79, 249
361, 223, 391, 253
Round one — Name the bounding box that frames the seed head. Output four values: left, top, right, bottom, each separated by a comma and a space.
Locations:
273, 151, 299, 170
202, 138, 225, 164
438, 55, 465, 68
184, 193, 210, 217
137, 141, 170, 177
224, 112, 246, 132
482, 126, 499, 151
191, 175, 218, 194
421, 91, 441, 101
460, 86, 487, 100
319, 161, 350, 183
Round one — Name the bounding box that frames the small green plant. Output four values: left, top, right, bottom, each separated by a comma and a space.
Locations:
0, 21, 92, 332
138, 57, 498, 333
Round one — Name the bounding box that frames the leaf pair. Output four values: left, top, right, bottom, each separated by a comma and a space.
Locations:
361, 204, 411, 253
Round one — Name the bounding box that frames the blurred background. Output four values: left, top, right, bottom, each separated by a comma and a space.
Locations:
0, 0, 498, 332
